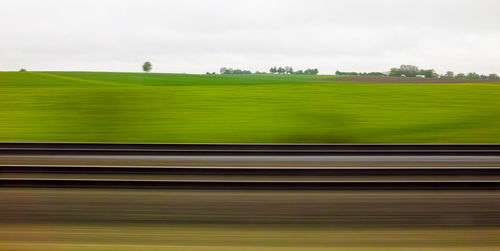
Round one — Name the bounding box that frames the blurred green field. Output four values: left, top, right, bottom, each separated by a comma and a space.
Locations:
0, 71, 499, 143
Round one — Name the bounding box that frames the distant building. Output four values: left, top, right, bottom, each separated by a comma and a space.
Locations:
416, 75, 425, 78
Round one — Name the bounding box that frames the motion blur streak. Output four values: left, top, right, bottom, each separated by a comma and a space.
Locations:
1, 144, 500, 250
1, 189, 500, 250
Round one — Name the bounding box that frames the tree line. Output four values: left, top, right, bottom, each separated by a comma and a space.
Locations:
442, 71, 499, 80
389, 65, 437, 78
334, 65, 499, 80
269, 66, 319, 75
142, 62, 498, 80
389, 65, 499, 80
219, 67, 252, 75
335, 70, 385, 76
214, 66, 319, 75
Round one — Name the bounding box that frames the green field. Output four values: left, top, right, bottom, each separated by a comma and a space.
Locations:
0, 71, 499, 143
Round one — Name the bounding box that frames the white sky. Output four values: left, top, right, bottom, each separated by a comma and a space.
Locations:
1, 0, 499, 74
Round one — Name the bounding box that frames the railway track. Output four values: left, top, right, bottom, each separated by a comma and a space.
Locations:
1, 143, 499, 156
1, 143, 499, 190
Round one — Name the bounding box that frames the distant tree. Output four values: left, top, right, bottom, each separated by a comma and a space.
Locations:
456, 73, 466, 79
466, 72, 480, 79
445, 71, 454, 78
142, 62, 152, 72
389, 68, 402, 76
389, 65, 420, 77
294, 70, 304, 74
418, 69, 437, 78
400, 65, 419, 77
488, 73, 499, 80
232, 69, 252, 74
270, 67, 277, 74
277, 67, 285, 74
400, 65, 419, 73
389, 65, 436, 78
219, 67, 251, 74
304, 68, 319, 75
220, 67, 235, 74
285, 66, 294, 74
19, 68, 27, 72
364, 72, 384, 76
336, 70, 359, 76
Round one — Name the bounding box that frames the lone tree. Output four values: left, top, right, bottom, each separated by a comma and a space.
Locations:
143, 62, 152, 72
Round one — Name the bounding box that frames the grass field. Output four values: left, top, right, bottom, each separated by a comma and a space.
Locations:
0, 71, 499, 143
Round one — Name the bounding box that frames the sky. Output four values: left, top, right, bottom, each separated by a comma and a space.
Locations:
1, 0, 500, 75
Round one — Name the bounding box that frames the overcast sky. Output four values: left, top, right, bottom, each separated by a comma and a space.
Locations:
1, 0, 499, 74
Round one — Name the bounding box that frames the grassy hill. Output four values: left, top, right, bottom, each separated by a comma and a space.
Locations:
0, 71, 499, 143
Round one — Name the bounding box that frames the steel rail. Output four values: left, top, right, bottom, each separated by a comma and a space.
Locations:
2, 165, 500, 176
0, 143, 499, 156
1, 178, 499, 190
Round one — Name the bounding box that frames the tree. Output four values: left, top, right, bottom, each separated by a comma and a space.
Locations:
336, 70, 359, 76
270, 67, 277, 74
445, 71, 454, 78
19, 68, 27, 72
220, 67, 233, 74
389, 65, 437, 78
390, 65, 420, 77
400, 65, 419, 77
456, 73, 466, 79
219, 67, 251, 74
418, 69, 436, 78
466, 72, 480, 79
304, 68, 319, 75
285, 66, 294, 74
142, 62, 152, 72
488, 73, 499, 80
364, 72, 384, 76
400, 65, 419, 72
389, 68, 402, 76
277, 67, 285, 74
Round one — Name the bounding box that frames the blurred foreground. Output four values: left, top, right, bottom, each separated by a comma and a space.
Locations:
1, 143, 500, 250
2, 188, 500, 250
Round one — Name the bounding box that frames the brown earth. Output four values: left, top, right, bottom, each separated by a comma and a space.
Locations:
321, 76, 500, 83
